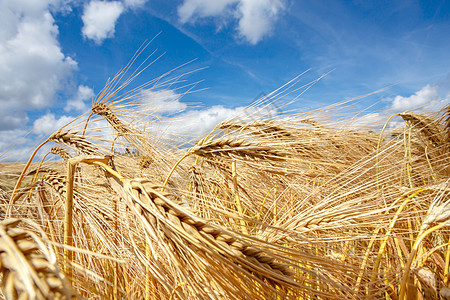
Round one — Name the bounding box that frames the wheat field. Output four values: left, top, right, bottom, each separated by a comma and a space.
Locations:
0, 57, 449, 299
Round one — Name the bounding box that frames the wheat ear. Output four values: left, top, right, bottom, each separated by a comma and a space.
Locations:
49, 130, 99, 155
0, 218, 75, 299
92, 103, 132, 136
128, 179, 292, 275
400, 113, 445, 147
218, 120, 294, 137
191, 137, 288, 161
92, 103, 166, 167
50, 147, 71, 161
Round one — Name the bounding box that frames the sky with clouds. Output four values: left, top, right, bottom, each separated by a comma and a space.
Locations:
0, 0, 449, 161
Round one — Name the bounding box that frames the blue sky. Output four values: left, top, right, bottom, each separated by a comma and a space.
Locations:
0, 0, 449, 160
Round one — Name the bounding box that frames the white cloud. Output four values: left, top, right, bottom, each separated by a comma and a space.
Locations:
33, 113, 74, 136
81, 1, 125, 44
178, 0, 284, 44
390, 84, 442, 112
0, 0, 77, 131
159, 103, 279, 141
65, 85, 95, 112
347, 112, 403, 130
163, 105, 246, 139
2, 0, 63, 19
123, 0, 148, 9
178, 0, 238, 23
352, 84, 449, 130
143, 89, 187, 115
0, 110, 29, 131
236, 0, 284, 44
81, 0, 148, 44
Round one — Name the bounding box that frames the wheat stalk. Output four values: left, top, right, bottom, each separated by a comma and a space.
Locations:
91, 103, 163, 166
442, 104, 450, 143
106, 176, 305, 298
7, 131, 92, 213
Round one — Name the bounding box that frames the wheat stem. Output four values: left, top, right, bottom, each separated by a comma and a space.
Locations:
376, 113, 400, 192
444, 235, 450, 286
7, 138, 50, 216
399, 222, 449, 300
232, 161, 247, 235
370, 188, 427, 290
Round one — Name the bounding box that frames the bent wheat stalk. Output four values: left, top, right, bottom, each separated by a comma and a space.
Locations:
112, 178, 297, 295
91, 102, 164, 165
72, 156, 307, 298
7, 135, 83, 214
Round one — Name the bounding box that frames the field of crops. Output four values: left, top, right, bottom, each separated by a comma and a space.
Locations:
0, 64, 449, 299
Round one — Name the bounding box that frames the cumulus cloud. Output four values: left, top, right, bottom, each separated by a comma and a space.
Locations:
81, 1, 125, 44
236, 0, 285, 44
81, 0, 149, 44
389, 84, 443, 112
33, 113, 74, 136
178, 0, 285, 44
0, 0, 76, 131
352, 84, 449, 130
159, 102, 280, 141
65, 85, 95, 112
0, 110, 29, 131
